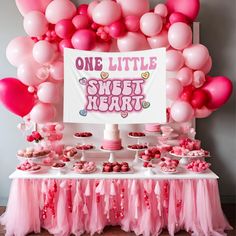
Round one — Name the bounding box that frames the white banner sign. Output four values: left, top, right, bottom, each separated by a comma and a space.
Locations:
64, 48, 166, 124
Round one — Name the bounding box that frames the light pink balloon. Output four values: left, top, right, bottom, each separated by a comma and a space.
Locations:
195, 106, 212, 118
117, 32, 149, 52
88, 0, 101, 18
166, 50, 184, 71
154, 4, 168, 17
6, 37, 34, 67
168, 22, 192, 50
200, 56, 212, 74
166, 78, 183, 100
37, 82, 60, 103
33, 41, 55, 65
15, 0, 52, 16
176, 67, 193, 86
183, 44, 209, 70
17, 59, 44, 86
117, 0, 150, 17
45, 0, 76, 24
124, 16, 140, 32
92, 0, 122, 25
36, 67, 50, 81
50, 61, 64, 81
147, 29, 169, 48
30, 103, 56, 123
23, 11, 48, 37
171, 100, 194, 122
140, 13, 163, 37
193, 70, 206, 88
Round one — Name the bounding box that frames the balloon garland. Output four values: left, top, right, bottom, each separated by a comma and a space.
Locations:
0, 0, 233, 123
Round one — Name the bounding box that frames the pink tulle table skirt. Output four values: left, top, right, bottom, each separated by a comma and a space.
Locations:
0, 178, 232, 236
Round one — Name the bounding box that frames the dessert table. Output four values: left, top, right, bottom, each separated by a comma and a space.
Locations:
0, 157, 232, 236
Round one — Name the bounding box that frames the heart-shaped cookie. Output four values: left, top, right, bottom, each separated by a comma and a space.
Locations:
121, 112, 128, 118
78, 77, 87, 85
142, 101, 150, 109
79, 109, 87, 117
141, 71, 150, 80
100, 71, 109, 80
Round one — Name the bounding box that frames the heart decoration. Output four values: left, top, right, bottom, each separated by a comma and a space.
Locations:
79, 109, 87, 117
78, 77, 87, 85
142, 101, 150, 109
100, 71, 109, 80
121, 111, 128, 118
141, 71, 150, 80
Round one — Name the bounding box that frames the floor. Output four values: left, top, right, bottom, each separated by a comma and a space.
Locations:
0, 205, 235, 236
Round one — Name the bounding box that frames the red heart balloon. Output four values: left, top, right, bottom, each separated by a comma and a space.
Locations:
0, 78, 36, 117
166, 0, 200, 21
202, 76, 233, 109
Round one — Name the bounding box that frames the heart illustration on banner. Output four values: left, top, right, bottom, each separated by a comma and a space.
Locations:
79, 77, 87, 85
79, 109, 87, 117
121, 112, 128, 118
141, 72, 150, 80
100, 72, 109, 80
142, 101, 150, 109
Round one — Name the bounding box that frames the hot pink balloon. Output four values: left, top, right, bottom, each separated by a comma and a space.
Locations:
117, 0, 150, 17
109, 21, 126, 38
171, 100, 194, 122
176, 67, 193, 86
168, 22, 192, 50
183, 44, 209, 70
71, 29, 96, 50
202, 76, 233, 109
15, 0, 52, 16
117, 32, 148, 52
169, 12, 190, 25
37, 82, 60, 103
6, 37, 34, 67
45, 0, 76, 24
166, 78, 183, 100
23, 11, 48, 37
140, 13, 163, 37
166, 0, 200, 21
55, 19, 75, 39
195, 106, 212, 118
93, 42, 111, 52
200, 56, 212, 74
59, 39, 73, 54
50, 61, 64, 81
88, 0, 101, 18
92, 0, 122, 25
72, 15, 91, 30
77, 4, 88, 15
30, 103, 56, 123
33, 41, 55, 65
154, 4, 168, 18
147, 29, 169, 49
124, 16, 140, 32
166, 50, 184, 71
0, 78, 35, 117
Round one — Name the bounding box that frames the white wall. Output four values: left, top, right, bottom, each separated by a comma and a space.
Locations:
0, 0, 235, 205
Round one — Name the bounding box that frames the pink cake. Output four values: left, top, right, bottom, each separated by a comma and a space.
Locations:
145, 123, 161, 132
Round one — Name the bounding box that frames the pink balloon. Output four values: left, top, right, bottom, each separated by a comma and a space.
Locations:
124, 16, 140, 32
200, 56, 212, 74
109, 21, 126, 38
166, 50, 184, 71
59, 39, 73, 54
169, 12, 190, 25
183, 44, 209, 70
37, 82, 60, 103
168, 22, 192, 50
77, 4, 88, 15
0, 78, 36, 117
154, 4, 168, 18
15, 0, 52, 16
88, 0, 101, 18
72, 15, 91, 30
17, 59, 44, 86
33, 41, 55, 64
193, 70, 206, 88
117, 32, 149, 52
117, 0, 150, 17
45, 0, 76, 24
93, 42, 111, 52
147, 29, 169, 48
202, 76, 233, 109
30, 103, 56, 123
50, 61, 64, 81
71, 29, 96, 50
92, 0, 122, 25
23, 11, 48, 37
55, 19, 75, 39
166, 78, 183, 100
6, 37, 34, 67
195, 106, 212, 118
140, 13, 163, 37
171, 100, 194, 122
166, 0, 200, 21
36, 67, 50, 81
176, 67, 193, 86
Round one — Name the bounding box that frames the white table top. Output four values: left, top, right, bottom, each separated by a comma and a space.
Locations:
10, 157, 218, 180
